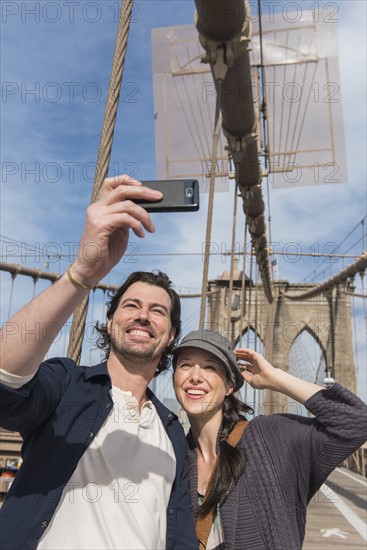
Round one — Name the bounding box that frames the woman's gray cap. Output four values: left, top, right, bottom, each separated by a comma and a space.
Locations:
172, 329, 244, 392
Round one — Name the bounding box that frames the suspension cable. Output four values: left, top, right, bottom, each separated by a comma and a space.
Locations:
199, 85, 222, 329
240, 221, 249, 338
226, 180, 239, 339
67, 0, 134, 363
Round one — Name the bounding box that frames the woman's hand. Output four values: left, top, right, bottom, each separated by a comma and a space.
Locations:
235, 348, 325, 404
235, 348, 277, 390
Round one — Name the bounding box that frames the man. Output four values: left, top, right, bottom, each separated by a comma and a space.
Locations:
0, 176, 198, 550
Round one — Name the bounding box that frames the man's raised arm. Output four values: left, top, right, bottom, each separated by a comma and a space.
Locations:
0, 175, 162, 377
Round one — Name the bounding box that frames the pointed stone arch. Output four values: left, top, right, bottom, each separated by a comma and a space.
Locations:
288, 327, 327, 386
235, 325, 265, 351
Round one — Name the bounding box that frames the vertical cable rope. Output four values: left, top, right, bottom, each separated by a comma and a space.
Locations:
226, 180, 239, 340
199, 87, 222, 329
246, 246, 254, 348
240, 222, 249, 339
67, 0, 134, 363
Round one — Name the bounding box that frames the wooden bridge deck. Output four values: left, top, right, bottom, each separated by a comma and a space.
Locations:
303, 467, 366, 549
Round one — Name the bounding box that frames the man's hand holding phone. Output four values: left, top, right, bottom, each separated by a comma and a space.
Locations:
136, 179, 200, 212
73, 176, 163, 286
72, 176, 200, 287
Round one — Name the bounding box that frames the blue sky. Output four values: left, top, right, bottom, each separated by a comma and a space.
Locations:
1, 1, 366, 398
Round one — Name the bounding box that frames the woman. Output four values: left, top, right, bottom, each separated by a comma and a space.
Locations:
172, 329, 367, 550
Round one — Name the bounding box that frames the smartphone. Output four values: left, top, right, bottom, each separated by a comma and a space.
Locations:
136, 179, 199, 212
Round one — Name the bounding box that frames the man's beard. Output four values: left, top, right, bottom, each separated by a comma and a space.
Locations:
109, 324, 162, 365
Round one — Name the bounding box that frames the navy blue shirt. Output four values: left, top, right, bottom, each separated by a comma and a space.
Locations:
0, 358, 198, 550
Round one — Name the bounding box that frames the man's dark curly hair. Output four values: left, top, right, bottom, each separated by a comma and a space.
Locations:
95, 271, 181, 376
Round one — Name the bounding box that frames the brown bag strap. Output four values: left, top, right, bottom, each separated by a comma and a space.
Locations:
195, 420, 249, 549
196, 509, 215, 550
226, 420, 248, 447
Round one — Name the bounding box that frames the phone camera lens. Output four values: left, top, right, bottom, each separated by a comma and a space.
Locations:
186, 188, 193, 198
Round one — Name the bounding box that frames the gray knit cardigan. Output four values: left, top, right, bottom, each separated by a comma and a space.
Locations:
187, 383, 367, 550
